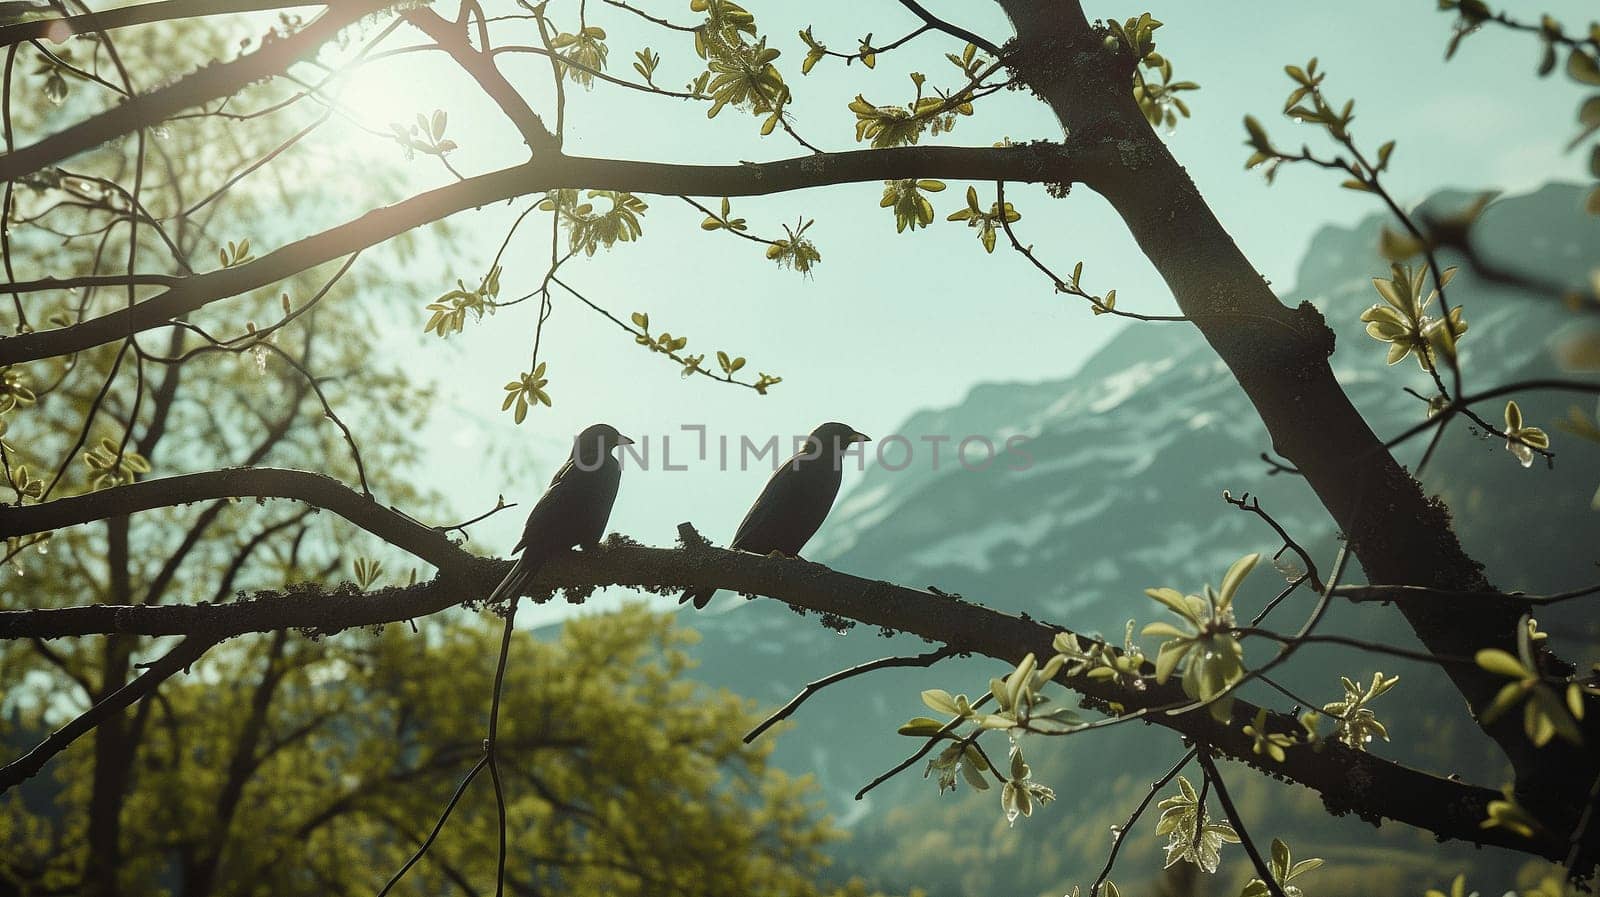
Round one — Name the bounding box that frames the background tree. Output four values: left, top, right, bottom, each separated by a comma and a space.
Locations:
0, 9, 853, 896
6, 608, 847, 896
0, 1, 1596, 896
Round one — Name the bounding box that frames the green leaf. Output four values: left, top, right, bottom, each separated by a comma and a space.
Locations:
1243, 115, 1270, 150
1480, 681, 1525, 726
1569, 49, 1600, 85
921, 688, 962, 715
961, 758, 990, 790
1290, 857, 1325, 877
1270, 837, 1290, 876
1141, 621, 1187, 640
1154, 640, 1189, 684
1216, 552, 1259, 610
1145, 586, 1191, 619
897, 717, 947, 736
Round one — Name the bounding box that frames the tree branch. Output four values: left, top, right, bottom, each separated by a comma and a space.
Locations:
992, 0, 1597, 822
0, 467, 461, 567
744, 645, 958, 743
1336, 581, 1600, 607
894, 0, 1004, 56
1091, 747, 1196, 896
401, 6, 559, 154
0, 484, 1557, 861
0, 0, 320, 47
1197, 749, 1289, 897
0, 1, 390, 182
0, 634, 217, 794
0, 142, 1080, 364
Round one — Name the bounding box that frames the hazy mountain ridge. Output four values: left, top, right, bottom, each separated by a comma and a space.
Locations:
680, 183, 1599, 895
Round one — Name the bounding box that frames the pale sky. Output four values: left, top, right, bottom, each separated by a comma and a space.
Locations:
308, 1, 1595, 627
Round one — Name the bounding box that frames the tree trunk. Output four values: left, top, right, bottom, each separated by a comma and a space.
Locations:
995, 0, 1596, 846
84, 519, 134, 897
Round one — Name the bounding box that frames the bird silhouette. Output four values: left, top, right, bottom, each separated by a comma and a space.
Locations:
487, 423, 633, 604
681, 421, 869, 609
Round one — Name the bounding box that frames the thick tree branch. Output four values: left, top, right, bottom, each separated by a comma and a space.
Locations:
0, 142, 1079, 364
0, 1, 389, 183
0, 467, 461, 567
0, 505, 1559, 861
0, 0, 320, 47
3, 273, 181, 294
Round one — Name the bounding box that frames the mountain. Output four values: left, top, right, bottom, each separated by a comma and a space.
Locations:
681, 183, 1600, 896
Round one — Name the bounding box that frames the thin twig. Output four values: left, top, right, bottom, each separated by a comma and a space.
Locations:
1565, 769, 1600, 876
745, 646, 957, 743
894, 0, 1003, 55
995, 181, 1188, 323
1197, 749, 1289, 897
856, 692, 993, 801
374, 756, 488, 896
1090, 747, 1196, 895
1383, 378, 1600, 454
1336, 580, 1600, 607
601, 0, 697, 32
435, 496, 518, 541
486, 596, 520, 897
1222, 491, 1325, 594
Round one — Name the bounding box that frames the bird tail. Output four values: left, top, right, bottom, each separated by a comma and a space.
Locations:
488, 554, 543, 605
679, 587, 715, 610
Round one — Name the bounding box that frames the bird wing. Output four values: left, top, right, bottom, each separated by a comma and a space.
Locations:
731, 455, 843, 555
548, 458, 575, 488
511, 459, 587, 556
729, 462, 798, 550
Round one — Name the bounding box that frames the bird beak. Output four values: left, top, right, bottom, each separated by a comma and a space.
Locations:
851, 431, 871, 444
617, 434, 636, 446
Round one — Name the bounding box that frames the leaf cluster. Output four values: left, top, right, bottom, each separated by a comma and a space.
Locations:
1142, 553, 1257, 723
1105, 15, 1199, 132
551, 25, 610, 89
539, 189, 649, 256
1475, 613, 1587, 746
848, 67, 976, 150
501, 362, 552, 424
1155, 774, 1239, 873
423, 265, 502, 339
879, 179, 946, 233
388, 109, 456, 161
1361, 263, 1466, 372
945, 186, 1020, 254
688, 0, 790, 134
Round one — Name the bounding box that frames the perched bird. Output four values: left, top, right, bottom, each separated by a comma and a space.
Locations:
680, 421, 869, 609
487, 423, 633, 604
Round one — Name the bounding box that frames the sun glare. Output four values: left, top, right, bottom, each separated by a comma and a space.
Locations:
332, 63, 426, 135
